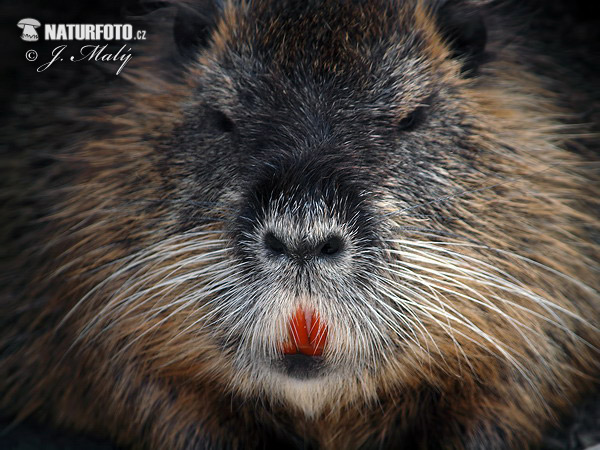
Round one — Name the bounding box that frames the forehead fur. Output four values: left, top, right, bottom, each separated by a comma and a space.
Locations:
211, 0, 450, 81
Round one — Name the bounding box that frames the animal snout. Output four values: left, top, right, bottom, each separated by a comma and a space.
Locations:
235, 156, 376, 269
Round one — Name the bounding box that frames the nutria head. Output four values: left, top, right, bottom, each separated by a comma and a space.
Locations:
136, 0, 498, 413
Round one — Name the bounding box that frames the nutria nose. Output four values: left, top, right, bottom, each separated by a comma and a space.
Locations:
263, 232, 345, 261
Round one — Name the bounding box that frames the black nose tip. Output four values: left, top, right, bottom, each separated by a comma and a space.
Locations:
264, 232, 345, 260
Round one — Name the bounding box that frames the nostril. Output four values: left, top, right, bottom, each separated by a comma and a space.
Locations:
263, 232, 345, 260
264, 232, 287, 256
318, 235, 344, 257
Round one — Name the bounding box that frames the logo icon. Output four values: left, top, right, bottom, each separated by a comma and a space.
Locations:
17, 18, 41, 42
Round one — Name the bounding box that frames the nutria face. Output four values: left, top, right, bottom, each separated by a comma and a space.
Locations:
154, 1, 504, 413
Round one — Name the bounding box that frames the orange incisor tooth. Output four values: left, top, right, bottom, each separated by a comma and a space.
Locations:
282, 308, 328, 356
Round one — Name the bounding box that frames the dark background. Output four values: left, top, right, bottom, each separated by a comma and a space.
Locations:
1, 0, 598, 448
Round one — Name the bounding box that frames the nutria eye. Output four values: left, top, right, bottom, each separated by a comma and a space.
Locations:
397, 108, 424, 131
210, 110, 236, 133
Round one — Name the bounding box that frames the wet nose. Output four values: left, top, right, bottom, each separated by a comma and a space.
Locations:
263, 231, 345, 261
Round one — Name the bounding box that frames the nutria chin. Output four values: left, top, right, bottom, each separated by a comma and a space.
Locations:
0, 0, 599, 449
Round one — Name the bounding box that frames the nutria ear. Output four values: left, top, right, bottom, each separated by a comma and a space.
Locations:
430, 0, 489, 76
172, 0, 224, 59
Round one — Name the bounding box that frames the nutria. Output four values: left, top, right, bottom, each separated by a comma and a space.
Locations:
1, 0, 599, 449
